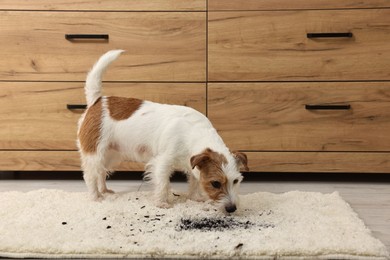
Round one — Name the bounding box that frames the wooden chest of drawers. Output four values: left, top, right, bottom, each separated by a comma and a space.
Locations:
1, 0, 389, 173
0, 1, 206, 171
207, 0, 390, 173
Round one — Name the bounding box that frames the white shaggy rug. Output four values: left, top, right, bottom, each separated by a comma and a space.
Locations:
0, 189, 388, 259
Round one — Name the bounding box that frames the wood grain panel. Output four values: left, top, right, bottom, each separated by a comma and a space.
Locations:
1, 151, 389, 173
0, 82, 206, 150
208, 82, 390, 151
209, 0, 390, 11
0, 0, 206, 11
0, 11, 206, 81
246, 152, 390, 173
209, 9, 390, 81
0, 151, 143, 171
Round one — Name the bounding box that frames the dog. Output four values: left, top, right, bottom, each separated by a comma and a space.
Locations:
77, 50, 249, 213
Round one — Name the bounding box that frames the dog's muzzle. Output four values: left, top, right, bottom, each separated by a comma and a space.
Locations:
225, 204, 237, 213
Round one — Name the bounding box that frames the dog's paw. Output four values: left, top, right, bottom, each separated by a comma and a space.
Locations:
90, 193, 103, 202
188, 193, 208, 202
156, 201, 172, 209
190, 196, 207, 202
104, 192, 119, 201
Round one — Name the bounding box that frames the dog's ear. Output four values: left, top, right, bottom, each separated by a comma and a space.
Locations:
232, 151, 249, 171
190, 152, 211, 170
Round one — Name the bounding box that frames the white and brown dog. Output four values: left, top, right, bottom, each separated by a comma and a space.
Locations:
77, 50, 248, 213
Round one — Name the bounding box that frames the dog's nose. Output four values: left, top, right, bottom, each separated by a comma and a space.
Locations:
225, 204, 237, 213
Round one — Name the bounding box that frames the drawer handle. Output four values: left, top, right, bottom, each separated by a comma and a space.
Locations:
307, 32, 353, 39
305, 104, 351, 110
67, 104, 87, 110
65, 34, 109, 41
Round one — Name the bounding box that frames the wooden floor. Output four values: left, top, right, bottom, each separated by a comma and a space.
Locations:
0, 173, 389, 254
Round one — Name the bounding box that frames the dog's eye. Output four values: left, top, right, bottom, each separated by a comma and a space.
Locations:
211, 181, 221, 189
233, 179, 239, 184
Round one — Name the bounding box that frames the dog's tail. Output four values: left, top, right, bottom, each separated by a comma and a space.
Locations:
85, 49, 125, 107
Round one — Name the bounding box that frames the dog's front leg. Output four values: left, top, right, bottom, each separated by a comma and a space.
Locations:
188, 174, 207, 202
148, 157, 173, 208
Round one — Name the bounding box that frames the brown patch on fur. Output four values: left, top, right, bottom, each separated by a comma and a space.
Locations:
190, 148, 228, 201
78, 98, 102, 154
107, 96, 143, 121
232, 151, 249, 171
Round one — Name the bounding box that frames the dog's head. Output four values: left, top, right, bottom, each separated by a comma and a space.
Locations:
190, 148, 249, 213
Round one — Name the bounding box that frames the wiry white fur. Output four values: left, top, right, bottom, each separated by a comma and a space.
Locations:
78, 50, 245, 212
85, 50, 124, 107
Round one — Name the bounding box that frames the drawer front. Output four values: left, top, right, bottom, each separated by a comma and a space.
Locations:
208, 82, 390, 151
0, 151, 144, 171
0, 82, 206, 150
1, 151, 390, 173
209, 9, 390, 81
0, 11, 206, 81
246, 152, 390, 173
0, 0, 206, 11
209, 0, 390, 11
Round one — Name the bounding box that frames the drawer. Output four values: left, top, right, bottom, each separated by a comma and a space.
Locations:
1, 151, 390, 173
0, 82, 206, 150
0, 151, 144, 171
208, 82, 390, 151
209, 0, 390, 11
0, 11, 206, 81
245, 152, 390, 173
0, 0, 206, 11
209, 9, 390, 81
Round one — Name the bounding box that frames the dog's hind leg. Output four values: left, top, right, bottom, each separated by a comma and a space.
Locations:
97, 171, 114, 195
81, 154, 106, 201
98, 151, 122, 195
